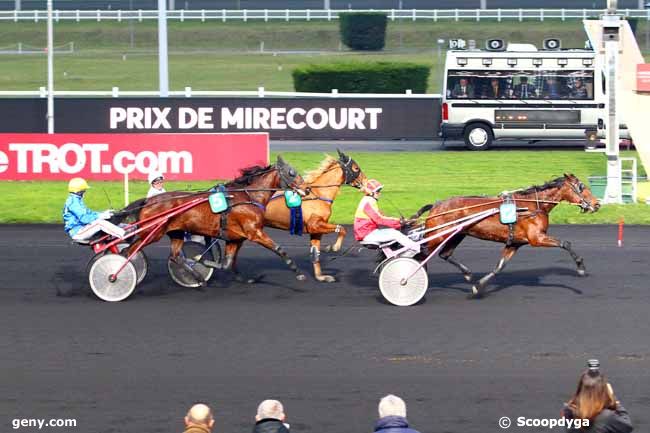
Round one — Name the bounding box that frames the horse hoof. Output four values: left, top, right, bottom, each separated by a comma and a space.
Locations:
467, 286, 483, 299
577, 268, 586, 277
323, 245, 333, 253
463, 273, 473, 282
296, 274, 307, 281
317, 275, 336, 283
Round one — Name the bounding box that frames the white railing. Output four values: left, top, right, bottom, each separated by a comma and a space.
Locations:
0, 87, 441, 98
0, 8, 648, 22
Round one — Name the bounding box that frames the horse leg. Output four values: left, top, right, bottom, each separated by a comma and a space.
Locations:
309, 234, 336, 283
321, 224, 346, 253
248, 229, 306, 281
438, 234, 473, 282
470, 245, 520, 299
168, 235, 208, 288
528, 232, 586, 277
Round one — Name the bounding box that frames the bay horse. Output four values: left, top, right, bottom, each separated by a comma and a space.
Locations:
118, 156, 308, 284
264, 150, 367, 282
412, 174, 600, 298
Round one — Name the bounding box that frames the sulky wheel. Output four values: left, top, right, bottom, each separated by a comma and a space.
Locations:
88, 254, 137, 302
378, 257, 429, 307
117, 243, 148, 285
167, 241, 215, 288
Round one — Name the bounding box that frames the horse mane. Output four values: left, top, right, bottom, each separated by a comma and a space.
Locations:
303, 155, 338, 184
227, 164, 273, 187
514, 176, 566, 195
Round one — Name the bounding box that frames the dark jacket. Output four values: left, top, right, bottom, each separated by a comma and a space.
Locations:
374, 415, 421, 433
253, 418, 289, 433
563, 404, 633, 433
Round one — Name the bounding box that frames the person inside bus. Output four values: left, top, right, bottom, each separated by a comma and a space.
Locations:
451, 78, 474, 98
542, 76, 565, 99
482, 78, 505, 98
569, 78, 589, 99
513, 77, 537, 99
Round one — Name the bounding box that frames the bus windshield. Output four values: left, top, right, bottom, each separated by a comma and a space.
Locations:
446, 69, 594, 100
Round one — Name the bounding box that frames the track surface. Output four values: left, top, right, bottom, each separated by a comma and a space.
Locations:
1, 225, 649, 433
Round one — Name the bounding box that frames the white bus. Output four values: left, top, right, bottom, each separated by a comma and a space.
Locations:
441, 42, 603, 150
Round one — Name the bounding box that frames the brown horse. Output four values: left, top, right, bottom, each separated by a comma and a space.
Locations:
119, 156, 308, 284
264, 150, 367, 282
413, 174, 600, 298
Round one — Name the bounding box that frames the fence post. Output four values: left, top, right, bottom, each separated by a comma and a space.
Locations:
138, 9, 142, 22
332, 89, 338, 96
55, 9, 59, 22
201, 9, 205, 22
258, 86, 265, 97
497, 8, 501, 22
222, 9, 226, 22
454, 8, 458, 21
185, 86, 192, 97
561, 8, 565, 21
34, 9, 38, 22
583, 8, 586, 19
476, 8, 479, 21
540, 8, 543, 22
406, 89, 412, 94
123, 172, 129, 208
519, 8, 522, 22
433, 9, 437, 21
112, 87, 119, 97
39, 86, 46, 98
76, 9, 80, 22
180, 9, 184, 21
243, 9, 247, 22
328, 8, 331, 20
390, 8, 395, 21
307, 9, 310, 21
96, 9, 100, 22
264, 9, 268, 22
285, 8, 289, 21
412, 8, 416, 21
18, 42, 22, 53
117, 9, 121, 21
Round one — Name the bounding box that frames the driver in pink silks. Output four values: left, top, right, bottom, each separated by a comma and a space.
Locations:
354, 179, 420, 252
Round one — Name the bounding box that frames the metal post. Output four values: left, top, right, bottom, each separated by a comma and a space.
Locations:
157, 0, 169, 97
46, 0, 54, 134
603, 2, 621, 203
15, 0, 21, 11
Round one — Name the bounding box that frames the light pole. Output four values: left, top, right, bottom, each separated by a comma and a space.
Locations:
602, 0, 621, 203
158, 0, 169, 97
47, 0, 54, 133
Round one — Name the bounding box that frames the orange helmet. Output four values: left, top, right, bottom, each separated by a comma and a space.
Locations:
365, 179, 384, 194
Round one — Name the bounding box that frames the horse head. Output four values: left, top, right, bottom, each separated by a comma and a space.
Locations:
561, 173, 600, 213
336, 148, 367, 189
276, 155, 307, 196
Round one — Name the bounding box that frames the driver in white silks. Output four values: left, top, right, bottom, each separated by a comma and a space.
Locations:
63, 177, 126, 243
353, 179, 420, 252
146, 171, 166, 198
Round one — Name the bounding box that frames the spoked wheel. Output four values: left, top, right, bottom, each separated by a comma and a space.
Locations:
88, 254, 137, 302
117, 243, 148, 285
378, 257, 429, 306
167, 241, 217, 288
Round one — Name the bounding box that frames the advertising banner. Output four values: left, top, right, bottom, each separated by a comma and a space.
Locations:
0, 133, 269, 181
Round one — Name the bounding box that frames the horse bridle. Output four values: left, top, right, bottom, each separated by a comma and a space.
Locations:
567, 178, 593, 212
337, 154, 363, 188
277, 164, 304, 194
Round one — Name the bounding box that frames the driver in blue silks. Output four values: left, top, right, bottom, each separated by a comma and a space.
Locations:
63, 177, 125, 243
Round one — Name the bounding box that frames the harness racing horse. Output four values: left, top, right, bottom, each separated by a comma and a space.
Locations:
119, 156, 308, 285
413, 174, 600, 298
264, 150, 367, 282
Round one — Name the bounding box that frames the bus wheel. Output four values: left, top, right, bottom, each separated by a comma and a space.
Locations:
464, 123, 493, 150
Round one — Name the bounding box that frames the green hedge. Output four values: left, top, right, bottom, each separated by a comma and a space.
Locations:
292, 62, 430, 93
339, 12, 388, 51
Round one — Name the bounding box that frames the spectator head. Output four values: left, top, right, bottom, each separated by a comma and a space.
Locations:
574, 79, 583, 88
378, 394, 407, 419
567, 370, 617, 421
185, 403, 214, 430
459, 78, 468, 86
256, 400, 286, 422
491, 78, 499, 86
520, 77, 528, 84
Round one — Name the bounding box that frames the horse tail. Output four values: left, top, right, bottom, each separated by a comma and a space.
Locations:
411, 203, 434, 220
110, 197, 147, 225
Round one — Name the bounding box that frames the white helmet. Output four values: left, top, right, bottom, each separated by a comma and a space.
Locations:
148, 171, 164, 185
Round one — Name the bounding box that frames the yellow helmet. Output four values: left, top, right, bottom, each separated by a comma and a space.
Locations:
68, 177, 90, 193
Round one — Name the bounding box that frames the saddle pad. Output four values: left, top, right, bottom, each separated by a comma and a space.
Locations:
499, 202, 517, 224
208, 192, 228, 213
284, 190, 302, 208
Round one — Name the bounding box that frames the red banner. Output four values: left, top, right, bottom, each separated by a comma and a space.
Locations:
0, 133, 269, 181
637, 64, 650, 92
